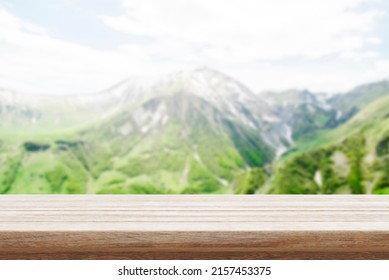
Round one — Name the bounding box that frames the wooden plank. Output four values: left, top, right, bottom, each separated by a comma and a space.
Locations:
0, 195, 388, 259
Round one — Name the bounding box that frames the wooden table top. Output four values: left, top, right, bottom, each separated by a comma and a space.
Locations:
0, 195, 388, 259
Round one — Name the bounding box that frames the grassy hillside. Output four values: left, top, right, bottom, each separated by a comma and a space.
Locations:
268, 95, 389, 194
0, 92, 274, 194
329, 80, 389, 121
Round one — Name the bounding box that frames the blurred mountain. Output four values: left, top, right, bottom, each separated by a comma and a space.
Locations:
0, 67, 388, 194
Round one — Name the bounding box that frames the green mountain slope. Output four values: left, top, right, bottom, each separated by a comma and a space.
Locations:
0, 89, 273, 194
268, 95, 389, 194
329, 80, 389, 123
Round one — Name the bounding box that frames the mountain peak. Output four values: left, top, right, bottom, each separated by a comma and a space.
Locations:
163, 66, 232, 83
156, 67, 256, 104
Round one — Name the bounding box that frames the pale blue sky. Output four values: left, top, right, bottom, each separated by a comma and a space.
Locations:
0, 0, 388, 94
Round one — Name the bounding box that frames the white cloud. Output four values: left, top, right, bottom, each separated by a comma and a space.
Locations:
100, 0, 384, 63
0, 8, 172, 93
0, 0, 387, 94
366, 60, 389, 81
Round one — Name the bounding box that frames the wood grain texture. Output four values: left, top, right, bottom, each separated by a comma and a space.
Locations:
0, 195, 389, 259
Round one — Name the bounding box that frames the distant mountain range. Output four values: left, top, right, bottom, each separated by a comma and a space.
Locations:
1, 67, 388, 194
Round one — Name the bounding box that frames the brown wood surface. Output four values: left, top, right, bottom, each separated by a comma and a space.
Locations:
0, 195, 389, 259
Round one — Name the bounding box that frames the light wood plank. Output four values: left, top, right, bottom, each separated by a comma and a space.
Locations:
0, 195, 388, 259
